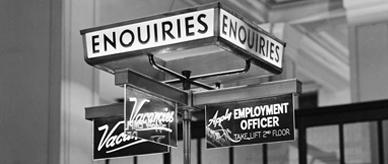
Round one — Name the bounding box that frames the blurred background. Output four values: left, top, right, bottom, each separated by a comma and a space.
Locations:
1, 0, 388, 163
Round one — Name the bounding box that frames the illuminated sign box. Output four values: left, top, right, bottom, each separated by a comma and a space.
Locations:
80, 3, 285, 74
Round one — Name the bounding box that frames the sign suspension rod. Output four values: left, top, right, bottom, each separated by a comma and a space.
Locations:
163, 59, 251, 84
148, 54, 215, 90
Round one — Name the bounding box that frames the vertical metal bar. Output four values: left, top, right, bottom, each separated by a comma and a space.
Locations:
378, 120, 385, 164
182, 71, 191, 91
229, 147, 234, 164
197, 138, 202, 164
124, 84, 128, 132
134, 156, 138, 164
183, 110, 191, 164
339, 124, 345, 164
105, 159, 110, 164
262, 144, 268, 164
182, 70, 192, 164
164, 153, 171, 164
298, 127, 307, 164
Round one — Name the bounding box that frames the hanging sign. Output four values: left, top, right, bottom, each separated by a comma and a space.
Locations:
205, 93, 294, 149
124, 87, 178, 148
80, 3, 285, 74
82, 9, 214, 59
219, 9, 283, 71
94, 117, 169, 160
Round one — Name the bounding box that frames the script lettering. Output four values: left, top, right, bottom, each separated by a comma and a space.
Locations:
97, 121, 143, 153
207, 109, 241, 144
126, 97, 175, 133
208, 109, 232, 128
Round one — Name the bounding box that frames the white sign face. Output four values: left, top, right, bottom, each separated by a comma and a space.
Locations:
219, 9, 284, 70
84, 9, 215, 58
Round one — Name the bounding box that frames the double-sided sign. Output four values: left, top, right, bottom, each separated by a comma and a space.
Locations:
90, 86, 178, 160
205, 93, 294, 148
123, 96, 178, 148
80, 2, 285, 74
94, 117, 169, 160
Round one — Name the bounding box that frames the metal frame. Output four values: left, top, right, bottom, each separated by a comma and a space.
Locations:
148, 54, 216, 90
85, 103, 123, 120
86, 78, 300, 164
163, 59, 251, 85
86, 79, 301, 119
81, 2, 294, 164
115, 69, 188, 105
193, 79, 301, 106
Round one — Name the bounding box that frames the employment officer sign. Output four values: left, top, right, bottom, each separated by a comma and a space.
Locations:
205, 93, 294, 149
80, 3, 286, 74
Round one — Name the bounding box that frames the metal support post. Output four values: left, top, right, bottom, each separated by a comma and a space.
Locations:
183, 109, 192, 164
182, 70, 192, 164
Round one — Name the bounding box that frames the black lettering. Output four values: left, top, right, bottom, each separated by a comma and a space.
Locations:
154, 23, 158, 42
238, 26, 246, 44
177, 19, 182, 38
266, 40, 269, 57
222, 15, 228, 35
275, 45, 280, 62
120, 29, 134, 47
198, 14, 208, 34
162, 21, 175, 40
255, 33, 259, 52
103, 32, 116, 51
185, 16, 195, 36
270, 42, 274, 60
229, 20, 237, 39
259, 36, 266, 56
247, 29, 255, 49
137, 25, 150, 44
92, 35, 100, 53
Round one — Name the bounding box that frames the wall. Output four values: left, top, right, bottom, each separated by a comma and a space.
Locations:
0, 0, 61, 163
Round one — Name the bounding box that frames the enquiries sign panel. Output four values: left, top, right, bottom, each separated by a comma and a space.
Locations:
205, 93, 294, 149
219, 9, 283, 70
83, 9, 214, 59
80, 3, 286, 74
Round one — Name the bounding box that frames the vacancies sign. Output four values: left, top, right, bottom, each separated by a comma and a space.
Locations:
124, 97, 178, 148
80, 3, 286, 74
205, 93, 294, 149
94, 117, 169, 160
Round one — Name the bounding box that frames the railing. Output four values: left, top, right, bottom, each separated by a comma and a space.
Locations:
185, 99, 388, 164
295, 99, 388, 164
107, 99, 388, 164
